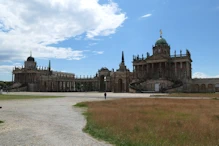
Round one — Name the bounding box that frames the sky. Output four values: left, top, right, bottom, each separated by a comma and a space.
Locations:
0, 0, 219, 81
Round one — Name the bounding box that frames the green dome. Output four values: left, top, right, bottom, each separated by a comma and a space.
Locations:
155, 37, 168, 45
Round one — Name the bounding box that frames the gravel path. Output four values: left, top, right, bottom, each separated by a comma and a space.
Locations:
0, 96, 112, 146
0, 92, 207, 146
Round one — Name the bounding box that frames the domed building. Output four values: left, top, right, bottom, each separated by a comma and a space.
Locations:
132, 30, 192, 92
25, 54, 37, 69
12, 53, 75, 92
12, 31, 219, 93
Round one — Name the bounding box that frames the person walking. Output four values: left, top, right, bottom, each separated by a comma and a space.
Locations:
104, 92, 107, 99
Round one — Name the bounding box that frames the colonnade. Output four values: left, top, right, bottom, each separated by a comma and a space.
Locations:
40, 80, 75, 92
133, 61, 191, 80
14, 73, 37, 83
74, 80, 99, 91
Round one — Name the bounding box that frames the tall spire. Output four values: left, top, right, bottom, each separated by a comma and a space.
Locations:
48, 60, 51, 71
122, 51, 124, 63
30, 50, 32, 57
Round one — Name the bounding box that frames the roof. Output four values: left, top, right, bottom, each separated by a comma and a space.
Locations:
155, 37, 168, 46
27, 56, 35, 62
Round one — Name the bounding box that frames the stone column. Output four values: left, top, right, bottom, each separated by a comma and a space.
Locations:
141, 65, 144, 78
186, 62, 190, 79
152, 63, 154, 75
61, 81, 63, 91
57, 81, 59, 91
69, 82, 72, 91
137, 65, 139, 78
73, 81, 75, 91
147, 64, 149, 74
68, 82, 70, 91
133, 66, 136, 78
165, 62, 167, 78
175, 62, 177, 78
189, 63, 191, 79
60, 81, 62, 91
64, 81, 66, 91
180, 62, 183, 78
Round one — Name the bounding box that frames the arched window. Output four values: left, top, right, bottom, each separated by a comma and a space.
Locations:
201, 84, 206, 92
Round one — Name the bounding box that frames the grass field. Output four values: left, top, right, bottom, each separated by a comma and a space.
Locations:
0, 94, 63, 100
161, 93, 219, 98
77, 98, 219, 146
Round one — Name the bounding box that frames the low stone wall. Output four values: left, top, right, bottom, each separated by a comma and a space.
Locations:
190, 78, 219, 93
10, 86, 27, 92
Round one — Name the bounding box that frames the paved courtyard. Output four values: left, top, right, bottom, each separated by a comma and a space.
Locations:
0, 92, 157, 146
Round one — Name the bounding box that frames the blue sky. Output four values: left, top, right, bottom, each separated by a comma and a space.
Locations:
0, 0, 219, 81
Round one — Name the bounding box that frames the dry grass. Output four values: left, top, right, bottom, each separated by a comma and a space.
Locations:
165, 93, 219, 98
82, 98, 219, 146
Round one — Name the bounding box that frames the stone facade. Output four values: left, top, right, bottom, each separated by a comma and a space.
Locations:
190, 78, 219, 93
74, 51, 133, 92
130, 33, 192, 92
111, 52, 133, 92
129, 32, 219, 93
11, 31, 219, 93
12, 56, 75, 92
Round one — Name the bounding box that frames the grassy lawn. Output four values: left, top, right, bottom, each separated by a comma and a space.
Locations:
76, 98, 219, 146
0, 94, 63, 100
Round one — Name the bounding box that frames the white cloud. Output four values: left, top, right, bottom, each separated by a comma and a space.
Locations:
0, 63, 22, 78
193, 72, 219, 78
0, 65, 17, 74
93, 51, 104, 54
0, 0, 126, 62
141, 13, 152, 18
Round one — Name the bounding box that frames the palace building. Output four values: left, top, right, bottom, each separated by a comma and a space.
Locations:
131, 31, 192, 92
11, 31, 219, 93
12, 54, 75, 92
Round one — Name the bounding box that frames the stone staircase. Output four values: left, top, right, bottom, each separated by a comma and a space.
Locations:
129, 78, 183, 93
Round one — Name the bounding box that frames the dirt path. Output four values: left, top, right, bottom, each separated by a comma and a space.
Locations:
0, 96, 111, 146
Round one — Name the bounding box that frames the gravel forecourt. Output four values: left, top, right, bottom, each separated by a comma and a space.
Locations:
0, 92, 205, 146
0, 92, 118, 146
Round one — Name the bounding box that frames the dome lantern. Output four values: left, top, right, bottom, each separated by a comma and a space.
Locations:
155, 29, 168, 46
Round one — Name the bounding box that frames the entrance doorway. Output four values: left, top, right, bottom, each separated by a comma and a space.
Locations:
155, 83, 160, 92
118, 79, 123, 92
